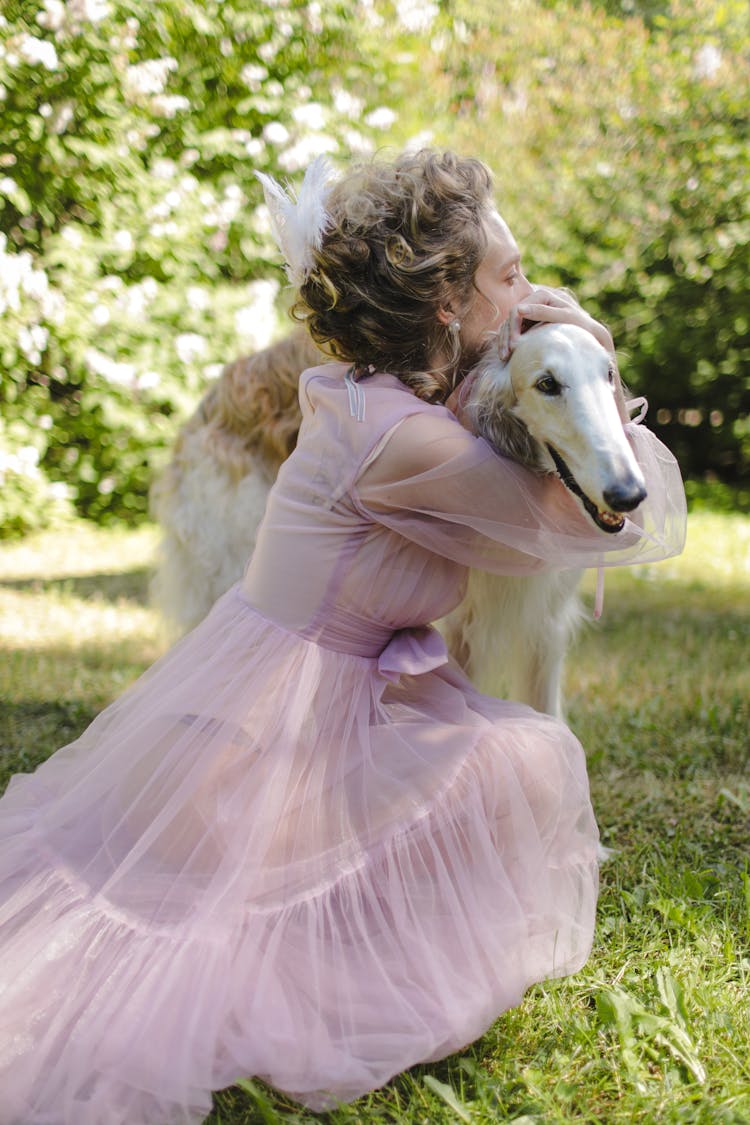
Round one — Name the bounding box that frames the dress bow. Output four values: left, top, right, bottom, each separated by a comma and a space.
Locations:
377, 625, 450, 684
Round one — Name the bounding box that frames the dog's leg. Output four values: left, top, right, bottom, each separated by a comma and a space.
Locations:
446, 569, 583, 719
443, 570, 518, 701
512, 570, 583, 719
517, 613, 567, 719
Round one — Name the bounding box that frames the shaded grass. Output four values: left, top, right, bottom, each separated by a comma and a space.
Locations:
1, 516, 749, 1123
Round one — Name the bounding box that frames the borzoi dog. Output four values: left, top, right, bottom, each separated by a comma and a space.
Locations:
151, 323, 645, 718
443, 322, 645, 715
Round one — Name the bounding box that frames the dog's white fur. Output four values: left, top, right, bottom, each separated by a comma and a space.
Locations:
151, 324, 645, 718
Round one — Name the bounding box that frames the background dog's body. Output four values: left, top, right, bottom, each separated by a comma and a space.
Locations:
151, 325, 642, 718
150, 331, 320, 633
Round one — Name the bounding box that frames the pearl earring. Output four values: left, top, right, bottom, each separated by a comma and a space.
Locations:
448, 318, 461, 334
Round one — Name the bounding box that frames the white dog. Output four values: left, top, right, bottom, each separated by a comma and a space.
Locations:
443, 322, 645, 715
151, 324, 645, 718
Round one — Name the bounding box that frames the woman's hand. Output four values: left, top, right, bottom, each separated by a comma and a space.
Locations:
512, 286, 616, 358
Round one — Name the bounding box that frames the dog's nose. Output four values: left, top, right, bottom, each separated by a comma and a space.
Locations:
603, 481, 648, 512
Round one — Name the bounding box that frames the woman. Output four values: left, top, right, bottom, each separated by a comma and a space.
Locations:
0, 150, 685, 1124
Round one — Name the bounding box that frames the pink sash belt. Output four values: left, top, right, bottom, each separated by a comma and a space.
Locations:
376, 625, 450, 683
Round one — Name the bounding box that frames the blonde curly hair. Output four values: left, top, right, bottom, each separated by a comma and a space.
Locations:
292, 149, 495, 402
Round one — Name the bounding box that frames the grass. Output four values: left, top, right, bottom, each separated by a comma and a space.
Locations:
1, 515, 749, 1124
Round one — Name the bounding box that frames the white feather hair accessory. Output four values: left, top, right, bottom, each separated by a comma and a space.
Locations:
256, 156, 337, 287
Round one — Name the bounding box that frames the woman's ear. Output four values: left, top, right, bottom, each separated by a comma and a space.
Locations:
436, 304, 457, 327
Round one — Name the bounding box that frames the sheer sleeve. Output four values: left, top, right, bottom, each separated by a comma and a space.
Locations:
353, 409, 686, 576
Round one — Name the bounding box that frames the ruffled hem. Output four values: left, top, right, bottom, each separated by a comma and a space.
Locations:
0, 587, 599, 1123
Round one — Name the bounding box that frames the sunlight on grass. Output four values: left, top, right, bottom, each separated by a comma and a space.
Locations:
0, 522, 160, 581
672, 512, 750, 587
0, 524, 163, 658
0, 522, 165, 724
581, 510, 750, 601
1, 586, 158, 651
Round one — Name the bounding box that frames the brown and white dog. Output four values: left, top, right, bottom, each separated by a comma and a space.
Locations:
150, 330, 320, 635
150, 324, 645, 718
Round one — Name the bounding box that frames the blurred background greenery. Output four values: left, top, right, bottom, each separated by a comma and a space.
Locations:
1, 0, 748, 537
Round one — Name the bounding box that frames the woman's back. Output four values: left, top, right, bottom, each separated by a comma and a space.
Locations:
241, 363, 469, 648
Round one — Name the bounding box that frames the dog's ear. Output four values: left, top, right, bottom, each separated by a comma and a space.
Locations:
465, 362, 546, 471
497, 315, 515, 363
498, 311, 543, 362
481, 407, 546, 471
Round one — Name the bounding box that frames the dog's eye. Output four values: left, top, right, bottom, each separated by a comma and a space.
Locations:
607, 365, 616, 386
535, 374, 562, 397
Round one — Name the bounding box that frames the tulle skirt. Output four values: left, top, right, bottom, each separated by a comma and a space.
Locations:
0, 586, 599, 1125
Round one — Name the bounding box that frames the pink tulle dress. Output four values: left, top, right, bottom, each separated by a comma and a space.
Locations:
0, 364, 686, 1124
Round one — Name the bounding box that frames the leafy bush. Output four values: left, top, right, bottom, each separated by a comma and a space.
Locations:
0, 0, 418, 532
684, 478, 750, 515
0, 413, 74, 538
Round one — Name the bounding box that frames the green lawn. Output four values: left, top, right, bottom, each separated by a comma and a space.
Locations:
1, 516, 749, 1124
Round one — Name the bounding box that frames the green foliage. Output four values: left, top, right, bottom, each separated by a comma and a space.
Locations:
428, 0, 750, 484
596, 969, 706, 1087
0, 0, 414, 532
685, 478, 750, 514
2, 0, 748, 535
0, 413, 74, 538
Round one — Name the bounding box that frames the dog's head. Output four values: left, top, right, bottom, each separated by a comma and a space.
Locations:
466, 322, 647, 534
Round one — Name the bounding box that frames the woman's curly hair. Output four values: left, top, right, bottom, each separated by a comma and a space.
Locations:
292, 149, 495, 402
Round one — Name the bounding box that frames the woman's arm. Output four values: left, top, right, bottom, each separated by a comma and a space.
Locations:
354, 408, 686, 576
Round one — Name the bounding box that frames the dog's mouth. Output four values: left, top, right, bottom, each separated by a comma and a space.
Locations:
546, 445, 626, 534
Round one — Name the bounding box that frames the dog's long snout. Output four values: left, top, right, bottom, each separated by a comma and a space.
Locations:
602, 480, 647, 512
